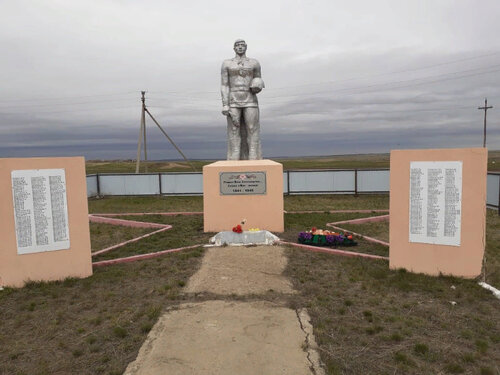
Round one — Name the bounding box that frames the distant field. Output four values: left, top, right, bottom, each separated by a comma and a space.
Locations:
86, 150, 500, 174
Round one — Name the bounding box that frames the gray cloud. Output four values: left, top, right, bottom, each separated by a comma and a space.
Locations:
1, 0, 500, 160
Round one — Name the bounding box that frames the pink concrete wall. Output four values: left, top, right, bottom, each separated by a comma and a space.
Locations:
389, 148, 487, 278
203, 160, 284, 232
0, 157, 93, 287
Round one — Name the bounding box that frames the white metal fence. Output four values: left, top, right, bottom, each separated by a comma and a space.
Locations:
86, 170, 500, 210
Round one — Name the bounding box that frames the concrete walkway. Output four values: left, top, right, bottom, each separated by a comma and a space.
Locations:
124, 246, 325, 375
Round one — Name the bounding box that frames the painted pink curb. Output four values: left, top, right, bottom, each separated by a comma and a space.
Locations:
89, 214, 173, 257
329, 214, 389, 226
92, 244, 202, 267
328, 224, 390, 247
279, 241, 389, 261
89, 215, 169, 229
285, 209, 389, 214
90, 211, 203, 217
91, 227, 171, 256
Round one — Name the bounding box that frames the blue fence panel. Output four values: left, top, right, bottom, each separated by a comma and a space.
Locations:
161, 173, 203, 195
357, 170, 390, 193
86, 175, 98, 197
487, 173, 499, 208
99, 174, 160, 195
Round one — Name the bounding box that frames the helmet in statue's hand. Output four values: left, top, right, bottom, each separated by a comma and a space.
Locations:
250, 77, 265, 94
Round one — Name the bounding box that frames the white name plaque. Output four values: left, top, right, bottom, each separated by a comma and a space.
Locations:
11, 169, 70, 254
409, 161, 462, 246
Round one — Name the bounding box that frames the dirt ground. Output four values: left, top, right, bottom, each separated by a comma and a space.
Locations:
124, 246, 324, 375
185, 245, 295, 295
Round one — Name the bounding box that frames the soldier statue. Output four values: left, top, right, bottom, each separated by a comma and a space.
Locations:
221, 39, 265, 160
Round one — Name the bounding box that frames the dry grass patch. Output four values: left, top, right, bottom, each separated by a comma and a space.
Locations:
0, 248, 205, 375
285, 247, 500, 375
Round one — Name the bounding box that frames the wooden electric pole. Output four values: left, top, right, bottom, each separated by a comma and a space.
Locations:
135, 90, 196, 172
135, 91, 147, 173
478, 98, 493, 148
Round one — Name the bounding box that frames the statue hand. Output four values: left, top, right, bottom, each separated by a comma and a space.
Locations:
222, 106, 229, 116
250, 87, 262, 94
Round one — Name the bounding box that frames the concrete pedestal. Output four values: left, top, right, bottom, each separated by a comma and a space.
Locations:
203, 160, 284, 233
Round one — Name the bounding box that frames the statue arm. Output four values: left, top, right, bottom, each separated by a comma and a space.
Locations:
254, 60, 262, 79
250, 60, 264, 93
221, 62, 230, 114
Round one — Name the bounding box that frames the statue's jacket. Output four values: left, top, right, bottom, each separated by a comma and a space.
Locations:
221, 57, 261, 108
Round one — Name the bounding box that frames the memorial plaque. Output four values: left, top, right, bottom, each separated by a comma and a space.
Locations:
11, 169, 70, 254
220, 171, 266, 195
409, 161, 462, 246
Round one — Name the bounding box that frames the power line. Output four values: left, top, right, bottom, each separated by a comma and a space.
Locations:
150, 52, 500, 95
0, 105, 136, 115
145, 63, 500, 102
267, 51, 500, 92
0, 91, 137, 104
0, 97, 136, 109
263, 65, 500, 99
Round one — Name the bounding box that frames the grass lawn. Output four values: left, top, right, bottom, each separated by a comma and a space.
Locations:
88, 193, 390, 214
0, 194, 498, 375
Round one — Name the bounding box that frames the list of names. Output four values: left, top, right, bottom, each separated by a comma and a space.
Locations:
409, 161, 462, 246
11, 169, 70, 254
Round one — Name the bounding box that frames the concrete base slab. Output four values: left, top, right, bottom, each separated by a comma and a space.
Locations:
184, 246, 295, 295
124, 300, 316, 375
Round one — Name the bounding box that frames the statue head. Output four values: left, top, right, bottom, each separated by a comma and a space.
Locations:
233, 39, 247, 56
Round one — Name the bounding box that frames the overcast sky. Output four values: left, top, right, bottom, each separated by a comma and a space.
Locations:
1, 0, 500, 160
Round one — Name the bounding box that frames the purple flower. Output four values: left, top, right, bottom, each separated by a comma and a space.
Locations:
298, 232, 313, 241
326, 234, 344, 245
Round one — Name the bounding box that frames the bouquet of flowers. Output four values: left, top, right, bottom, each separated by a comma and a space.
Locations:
298, 227, 357, 247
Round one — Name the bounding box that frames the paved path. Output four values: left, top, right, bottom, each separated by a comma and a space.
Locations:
124, 246, 325, 375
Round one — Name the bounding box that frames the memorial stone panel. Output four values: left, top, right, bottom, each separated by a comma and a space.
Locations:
11, 169, 70, 254
408, 161, 462, 246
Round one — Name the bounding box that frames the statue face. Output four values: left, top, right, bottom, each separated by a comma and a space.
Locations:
234, 41, 247, 55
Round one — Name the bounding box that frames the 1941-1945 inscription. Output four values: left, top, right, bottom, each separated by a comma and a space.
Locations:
220, 171, 266, 195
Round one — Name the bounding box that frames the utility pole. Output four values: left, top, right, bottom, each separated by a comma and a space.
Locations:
135, 91, 147, 173
478, 98, 493, 148
134, 90, 196, 172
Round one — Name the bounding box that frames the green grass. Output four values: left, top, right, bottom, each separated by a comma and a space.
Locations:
88, 194, 389, 215
340, 220, 389, 242
92, 214, 213, 261
90, 223, 155, 252
284, 194, 389, 211
89, 195, 204, 213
